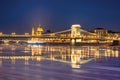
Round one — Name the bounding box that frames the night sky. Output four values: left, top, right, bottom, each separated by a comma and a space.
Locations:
0, 0, 120, 34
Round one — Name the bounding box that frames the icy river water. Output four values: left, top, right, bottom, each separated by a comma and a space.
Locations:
0, 44, 120, 80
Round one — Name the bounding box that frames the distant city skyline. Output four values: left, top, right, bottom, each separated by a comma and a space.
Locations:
0, 0, 120, 34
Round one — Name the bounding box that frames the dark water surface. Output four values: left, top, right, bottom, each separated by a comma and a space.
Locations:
0, 44, 120, 80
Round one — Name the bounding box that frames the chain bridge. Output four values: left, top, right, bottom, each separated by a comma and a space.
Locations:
0, 24, 119, 44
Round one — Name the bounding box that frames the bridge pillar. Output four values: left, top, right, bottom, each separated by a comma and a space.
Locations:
71, 24, 81, 45
71, 24, 81, 38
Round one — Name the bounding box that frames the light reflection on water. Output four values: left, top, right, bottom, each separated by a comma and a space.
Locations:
0, 44, 120, 80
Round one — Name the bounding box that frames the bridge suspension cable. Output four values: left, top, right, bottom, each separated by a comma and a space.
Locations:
42, 29, 71, 36
53, 29, 71, 34
80, 29, 97, 35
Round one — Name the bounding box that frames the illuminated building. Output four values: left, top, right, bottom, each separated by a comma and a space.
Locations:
36, 24, 44, 36
31, 24, 44, 36
93, 28, 108, 38
11, 32, 16, 36
30, 24, 44, 43
0, 32, 3, 36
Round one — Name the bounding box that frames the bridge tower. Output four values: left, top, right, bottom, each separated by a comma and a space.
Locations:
71, 24, 81, 38
71, 24, 81, 45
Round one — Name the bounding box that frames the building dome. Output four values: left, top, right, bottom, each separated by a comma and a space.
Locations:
37, 27, 43, 32
36, 24, 44, 32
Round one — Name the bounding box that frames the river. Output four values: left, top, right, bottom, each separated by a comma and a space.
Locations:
0, 43, 120, 80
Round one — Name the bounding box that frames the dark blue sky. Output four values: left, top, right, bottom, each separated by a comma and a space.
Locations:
0, 0, 120, 34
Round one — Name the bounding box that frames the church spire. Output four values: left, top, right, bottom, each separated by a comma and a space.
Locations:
32, 26, 35, 36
